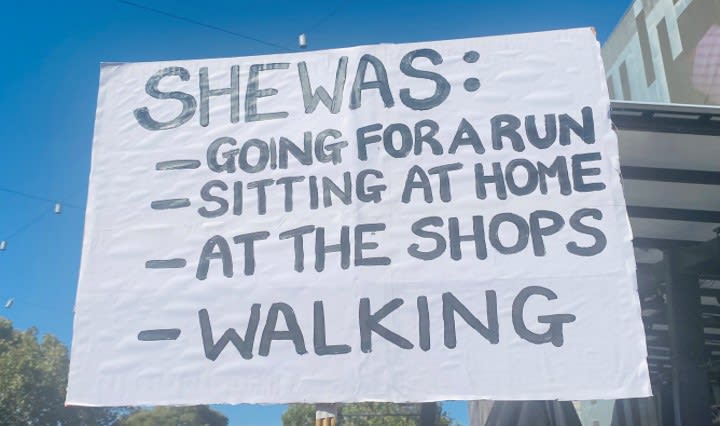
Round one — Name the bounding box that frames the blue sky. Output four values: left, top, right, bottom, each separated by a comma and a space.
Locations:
0, 1, 630, 424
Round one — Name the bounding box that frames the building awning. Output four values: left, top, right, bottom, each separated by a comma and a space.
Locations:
612, 101, 720, 387
614, 101, 720, 249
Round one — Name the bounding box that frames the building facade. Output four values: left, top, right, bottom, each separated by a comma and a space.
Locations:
603, 0, 720, 105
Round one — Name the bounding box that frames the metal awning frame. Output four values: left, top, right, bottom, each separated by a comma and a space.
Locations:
611, 101, 720, 425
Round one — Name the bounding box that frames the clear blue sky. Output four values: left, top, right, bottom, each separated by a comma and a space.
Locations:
0, 1, 630, 424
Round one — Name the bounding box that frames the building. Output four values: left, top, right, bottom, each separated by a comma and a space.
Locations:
469, 4, 720, 424
600, 2, 720, 425
602, 0, 720, 104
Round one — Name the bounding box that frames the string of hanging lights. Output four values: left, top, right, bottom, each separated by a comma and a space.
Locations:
0, 181, 79, 321
0, 203, 64, 252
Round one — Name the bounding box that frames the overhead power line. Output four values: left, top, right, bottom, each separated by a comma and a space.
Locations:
0, 186, 82, 209
303, 0, 348, 34
3, 210, 52, 241
1, 204, 66, 251
115, 0, 297, 53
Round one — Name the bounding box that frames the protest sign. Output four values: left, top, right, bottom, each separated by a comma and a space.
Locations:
67, 27, 650, 405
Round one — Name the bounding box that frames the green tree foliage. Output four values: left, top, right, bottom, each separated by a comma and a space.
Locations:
0, 316, 225, 426
282, 403, 456, 426
0, 316, 123, 425
117, 406, 228, 426
282, 404, 315, 426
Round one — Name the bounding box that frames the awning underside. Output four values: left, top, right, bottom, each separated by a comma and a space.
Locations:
613, 101, 720, 384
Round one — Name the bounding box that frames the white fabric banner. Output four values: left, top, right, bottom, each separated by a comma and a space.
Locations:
67, 28, 650, 406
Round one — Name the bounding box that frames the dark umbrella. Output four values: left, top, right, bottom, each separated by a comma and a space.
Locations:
485, 400, 581, 426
